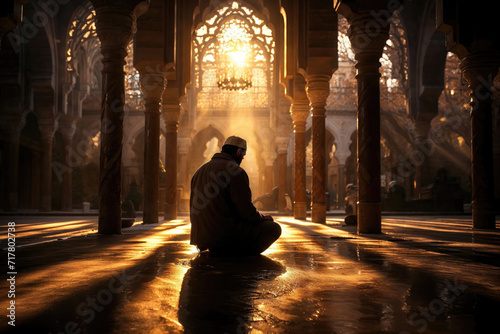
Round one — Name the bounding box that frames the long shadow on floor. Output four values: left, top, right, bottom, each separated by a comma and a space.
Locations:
309, 221, 500, 267
178, 254, 286, 334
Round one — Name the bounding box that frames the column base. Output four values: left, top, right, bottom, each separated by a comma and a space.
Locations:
472, 202, 496, 229
164, 203, 177, 221
357, 202, 381, 234
294, 202, 307, 220
312, 203, 326, 224
143, 214, 159, 225
98, 215, 121, 235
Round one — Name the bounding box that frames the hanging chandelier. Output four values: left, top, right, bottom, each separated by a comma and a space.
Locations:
216, 19, 253, 91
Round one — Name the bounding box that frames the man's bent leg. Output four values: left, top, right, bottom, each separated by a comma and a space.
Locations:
209, 220, 281, 256
253, 221, 282, 254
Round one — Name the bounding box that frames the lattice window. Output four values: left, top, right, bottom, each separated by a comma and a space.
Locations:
66, 2, 97, 72
193, 1, 275, 110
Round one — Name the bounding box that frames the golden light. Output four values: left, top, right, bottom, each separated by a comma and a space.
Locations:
216, 18, 253, 91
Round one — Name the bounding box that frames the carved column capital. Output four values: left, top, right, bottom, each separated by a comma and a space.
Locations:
290, 99, 310, 129
460, 51, 500, 104
345, 12, 390, 77
95, 6, 135, 59
276, 137, 290, 155
347, 12, 390, 56
306, 74, 330, 114
138, 65, 167, 112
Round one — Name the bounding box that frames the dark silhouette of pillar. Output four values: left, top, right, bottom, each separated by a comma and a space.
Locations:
337, 164, 346, 208
139, 67, 166, 224
58, 115, 78, 212
262, 151, 276, 195
276, 137, 289, 213
290, 99, 309, 219
162, 100, 181, 220
461, 53, 499, 229
34, 84, 57, 212
39, 118, 55, 212
306, 74, 330, 224
94, 5, 137, 234
1, 124, 21, 211
347, 13, 390, 233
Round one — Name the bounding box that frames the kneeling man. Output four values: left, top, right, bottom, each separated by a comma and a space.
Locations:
190, 135, 281, 256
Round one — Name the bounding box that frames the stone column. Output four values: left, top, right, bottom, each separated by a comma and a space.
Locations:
413, 117, 433, 197
94, 6, 136, 234
333, 138, 351, 209
139, 68, 166, 224
290, 100, 309, 219
0, 118, 22, 211
262, 151, 276, 194
461, 52, 499, 229
58, 116, 78, 212
347, 13, 390, 233
337, 164, 346, 208
162, 100, 181, 220
276, 137, 290, 213
306, 74, 330, 224
39, 119, 56, 212
177, 137, 191, 213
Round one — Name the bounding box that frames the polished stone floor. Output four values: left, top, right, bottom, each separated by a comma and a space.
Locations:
1, 215, 499, 333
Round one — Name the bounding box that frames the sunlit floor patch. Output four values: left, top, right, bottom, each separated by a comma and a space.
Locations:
1, 215, 499, 333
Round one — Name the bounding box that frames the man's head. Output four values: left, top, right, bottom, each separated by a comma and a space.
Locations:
222, 135, 247, 165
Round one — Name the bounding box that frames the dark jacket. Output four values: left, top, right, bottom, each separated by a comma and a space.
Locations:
190, 152, 264, 249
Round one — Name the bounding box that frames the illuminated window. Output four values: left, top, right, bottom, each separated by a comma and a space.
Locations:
66, 2, 97, 72
193, 1, 275, 110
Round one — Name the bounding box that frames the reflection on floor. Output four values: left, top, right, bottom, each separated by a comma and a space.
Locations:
1, 215, 499, 333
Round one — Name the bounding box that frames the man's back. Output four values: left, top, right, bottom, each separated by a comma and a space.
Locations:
190, 152, 262, 250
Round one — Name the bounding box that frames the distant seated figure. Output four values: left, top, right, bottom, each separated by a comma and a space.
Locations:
190, 135, 282, 256
253, 186, 279, 211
